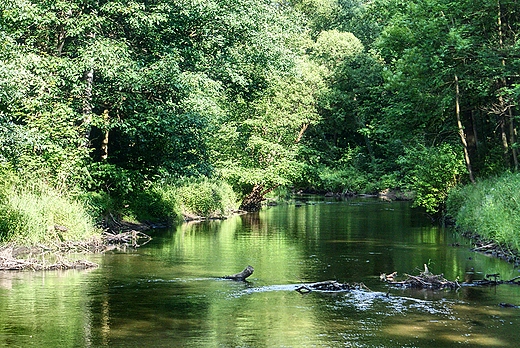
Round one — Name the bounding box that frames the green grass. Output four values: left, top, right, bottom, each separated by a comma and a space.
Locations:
0, 172, 98, 245
446, 172, 520, 251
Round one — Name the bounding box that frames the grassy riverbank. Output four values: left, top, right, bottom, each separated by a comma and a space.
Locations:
0, 168, 239, 246
0, 170, 98, 246
446, 172, 520, 252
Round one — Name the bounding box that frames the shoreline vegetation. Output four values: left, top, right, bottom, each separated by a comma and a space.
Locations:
446, 172, 520, 267
2, 172, 520, 271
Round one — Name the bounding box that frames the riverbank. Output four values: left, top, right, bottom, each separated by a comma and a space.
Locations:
446, 172, 520, 263
460, 231, 520, 267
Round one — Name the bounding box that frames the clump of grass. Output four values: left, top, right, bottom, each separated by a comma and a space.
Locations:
446, 173, 520, 251
0, 171, 98, 245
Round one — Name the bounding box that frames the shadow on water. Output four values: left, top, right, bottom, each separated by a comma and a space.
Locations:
1, 198, 520, 347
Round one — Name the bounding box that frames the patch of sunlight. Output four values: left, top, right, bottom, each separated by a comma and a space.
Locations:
440, 333, 508, 347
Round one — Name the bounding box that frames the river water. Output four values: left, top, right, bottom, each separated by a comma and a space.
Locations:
1, 198, 520, 347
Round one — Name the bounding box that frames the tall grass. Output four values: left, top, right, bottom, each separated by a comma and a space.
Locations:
0, 170, 98, 245
446, 173, 520, 251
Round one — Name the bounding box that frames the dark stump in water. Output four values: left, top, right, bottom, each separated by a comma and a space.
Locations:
223, 265, 254, 281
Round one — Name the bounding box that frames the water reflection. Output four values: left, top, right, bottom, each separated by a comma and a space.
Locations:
1, 198, 520, 347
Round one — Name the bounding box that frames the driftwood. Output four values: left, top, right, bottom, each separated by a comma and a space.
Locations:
466, 274, 520, 286
295, 280, 370, 293
102, 230, 152, 248
223, 265, 254, 281
0, 246, 98, 271
0, 229, 153, 271
381, 265, 520, 290
383, 264, 460, 290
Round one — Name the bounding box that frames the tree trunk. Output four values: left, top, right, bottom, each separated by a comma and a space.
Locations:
82, 67, 94, 149
509, 107, 518, 171
100, 129, 109, 160
100, 109, 110, 161
295, 123, 309, 143
239, 184, 279, 212
497, 0, 518, 170
455, 75, 475, 183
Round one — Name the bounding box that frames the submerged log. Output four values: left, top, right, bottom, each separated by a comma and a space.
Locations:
223, 265, 254, 281
295, 280, 370, 293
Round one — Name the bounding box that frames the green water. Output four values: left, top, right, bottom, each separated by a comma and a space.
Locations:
1, 198, 520, 347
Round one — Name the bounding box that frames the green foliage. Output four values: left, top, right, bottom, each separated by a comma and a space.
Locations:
447, 173, 520, 251
313, 29, 364, 67
122, 184, 179, 223
398, 144, 466, 215
174, 179, 238, 218
316, 166, 367, 193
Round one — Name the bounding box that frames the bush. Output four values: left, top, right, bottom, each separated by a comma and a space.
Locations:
317, 166, 368, 193
398, 143, 466, 215
124, 184, 178, 223
175, 178, 238, 217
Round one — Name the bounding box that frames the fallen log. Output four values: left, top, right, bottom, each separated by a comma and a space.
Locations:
102, 230, 152, 248
223, 265, 254, 281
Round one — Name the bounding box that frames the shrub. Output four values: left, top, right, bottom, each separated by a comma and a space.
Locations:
398, 143, 466, 215
175, 178, 238, 217
317, 166, 368, 193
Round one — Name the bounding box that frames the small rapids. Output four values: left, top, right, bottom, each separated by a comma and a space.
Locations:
232, 282, 457, 317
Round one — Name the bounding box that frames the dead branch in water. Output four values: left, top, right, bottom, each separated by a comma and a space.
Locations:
383, 264, 460, 290
382, 264, 520, 290
102, 230, 152, 248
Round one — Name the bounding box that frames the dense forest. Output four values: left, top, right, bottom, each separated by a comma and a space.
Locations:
1, 0, 519, 247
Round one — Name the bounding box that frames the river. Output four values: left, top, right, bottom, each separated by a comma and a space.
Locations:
1, 198, 520, 347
